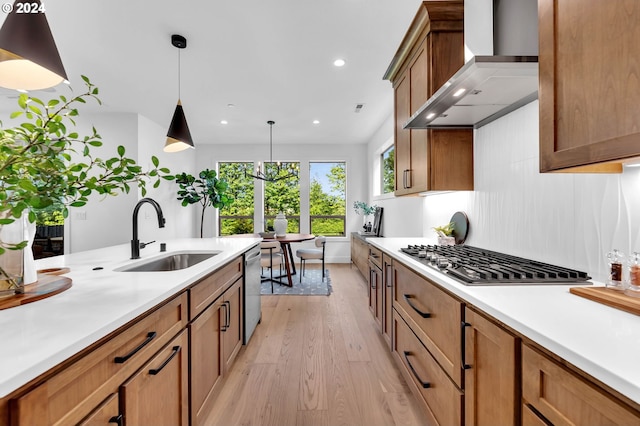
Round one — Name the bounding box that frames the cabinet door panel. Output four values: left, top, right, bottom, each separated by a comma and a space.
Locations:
78, 393, 119, 426
222, 279, 243, 372
382, 255, 393, 348
395, 73, 412, 195
539, 0, 640, 172
121, 330, 189, 426
190, 297, 224, 426
464, 308, 518, 426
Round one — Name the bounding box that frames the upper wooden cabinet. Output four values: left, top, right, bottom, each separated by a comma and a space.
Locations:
385, 1, 473, 195
539, 0, 640, 173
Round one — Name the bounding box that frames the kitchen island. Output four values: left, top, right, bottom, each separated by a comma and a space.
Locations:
368, 237, 640, 424
0, 237, 260, 424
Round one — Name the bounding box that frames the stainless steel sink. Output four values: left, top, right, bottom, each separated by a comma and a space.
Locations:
116, 251, 220, 272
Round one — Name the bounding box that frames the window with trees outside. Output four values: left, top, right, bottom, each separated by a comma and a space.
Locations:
264, 162, 301, 233
310, 162, 346, 236
382, 145, 394, 194
218, 162, 255, 236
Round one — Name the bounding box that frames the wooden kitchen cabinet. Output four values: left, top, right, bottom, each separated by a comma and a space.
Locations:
77, 393, 119, 426
386, 1, 473, 195
522, 344, 640, 425
350, 232, 369, 279
120, 329, 189, 426
189, 265, 243, 426
9, 293, 188, 426
393, 260, 463, 387
381, 254, 394, 348
368, 246, 383, 329
463, 307, 519, 426
393, 311, 463, 426
539, 0, 640, 173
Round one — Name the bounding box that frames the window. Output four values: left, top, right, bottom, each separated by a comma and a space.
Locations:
263, 162, 301, 233
218, 162, 255, 236
381, 145, 394, 194
309, 162, 346, 236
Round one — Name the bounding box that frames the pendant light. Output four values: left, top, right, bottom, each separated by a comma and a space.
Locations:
246, 121, 298, 182
0, 0, 68, 90
164, 34, 194, 152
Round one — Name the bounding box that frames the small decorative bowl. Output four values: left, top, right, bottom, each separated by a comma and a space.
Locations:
259, 232, 275, 239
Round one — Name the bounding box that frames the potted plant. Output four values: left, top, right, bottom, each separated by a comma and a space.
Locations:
173, 169, 234, 238
353, 201, 378, 232
0, 76, 172, 296
433, 222, 456, 245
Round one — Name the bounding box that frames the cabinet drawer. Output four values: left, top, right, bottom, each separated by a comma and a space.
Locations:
393, 261, 463, 386
393, 313, 462, 426
190, 256, 242, 319
369, 246, 382, 269
522, 344, 640, 425
10, 293, 188, 426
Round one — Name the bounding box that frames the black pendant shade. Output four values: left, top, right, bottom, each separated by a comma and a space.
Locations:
0, 0, 68, 90
164, 34, 194, 152
165, 100, 194, 152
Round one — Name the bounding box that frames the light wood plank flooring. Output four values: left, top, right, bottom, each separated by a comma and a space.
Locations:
204, 263, 429, 426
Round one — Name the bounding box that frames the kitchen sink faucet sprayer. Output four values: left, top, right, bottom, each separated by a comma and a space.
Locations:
131, 198, 166, 259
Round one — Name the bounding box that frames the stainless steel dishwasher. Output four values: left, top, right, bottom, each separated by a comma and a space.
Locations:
243, 244, 261, 344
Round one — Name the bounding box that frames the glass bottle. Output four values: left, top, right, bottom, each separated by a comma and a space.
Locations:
625, 252, 640, 297
606, 249, 624, 290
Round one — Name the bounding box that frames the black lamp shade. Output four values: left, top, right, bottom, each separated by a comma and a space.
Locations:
0, 0, 68, 90
164, 100, 194, 152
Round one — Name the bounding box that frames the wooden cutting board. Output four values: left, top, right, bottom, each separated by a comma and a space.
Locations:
570, 286, 640, 316
0, 274, 72, 310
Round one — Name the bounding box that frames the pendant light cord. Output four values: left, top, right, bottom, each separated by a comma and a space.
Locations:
177, 48, 181, 100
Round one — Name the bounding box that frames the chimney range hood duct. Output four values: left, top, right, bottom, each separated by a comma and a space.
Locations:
404, 0, 539, 129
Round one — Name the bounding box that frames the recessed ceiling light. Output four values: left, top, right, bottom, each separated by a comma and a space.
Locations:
313, 120, 320, 125
333, 59, 346, 67
220, 120, 228, 125
227, 103, 235, 108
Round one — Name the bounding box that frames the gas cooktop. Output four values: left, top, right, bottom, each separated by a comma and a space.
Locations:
400, 244, 592, 286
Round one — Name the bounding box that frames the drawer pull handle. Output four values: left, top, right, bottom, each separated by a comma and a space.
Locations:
403, 294, 430, 318
149, 346, 181, 375
461, 321, 471, 370
109, 414, 123, 426
403, 351, 430, 388
221, 302, 229, 332
226, 301, 231, 330
114, 331, 157, 364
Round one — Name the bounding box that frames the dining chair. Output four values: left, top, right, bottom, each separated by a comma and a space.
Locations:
260, 241, 283, 293
295, 236, 326, 282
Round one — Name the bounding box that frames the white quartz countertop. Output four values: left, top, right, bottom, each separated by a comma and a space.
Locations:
0, 237, 261, 398
368, 238, 640, 406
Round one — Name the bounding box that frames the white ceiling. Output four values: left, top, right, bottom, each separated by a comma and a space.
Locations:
0, 0, 420, 146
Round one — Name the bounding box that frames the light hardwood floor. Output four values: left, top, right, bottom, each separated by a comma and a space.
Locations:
204, 263, 429, 426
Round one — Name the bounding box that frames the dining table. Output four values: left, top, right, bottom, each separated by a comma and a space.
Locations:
227, 233, 315, 287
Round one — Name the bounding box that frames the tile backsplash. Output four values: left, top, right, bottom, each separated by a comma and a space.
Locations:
423, 100, 640, 283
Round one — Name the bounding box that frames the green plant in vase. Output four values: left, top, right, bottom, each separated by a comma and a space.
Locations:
353, 201, 378, 232
0, 76, 172, 294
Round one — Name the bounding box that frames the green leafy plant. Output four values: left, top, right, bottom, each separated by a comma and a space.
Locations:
353, 201, 378, 216
0, 75, 172, 288
433, 222, 455, 237
174, 169, 234, 237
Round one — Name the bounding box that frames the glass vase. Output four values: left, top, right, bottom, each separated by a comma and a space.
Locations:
0, 215, 27, 297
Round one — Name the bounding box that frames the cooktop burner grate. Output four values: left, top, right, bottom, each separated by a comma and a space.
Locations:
400, 245, 591, 285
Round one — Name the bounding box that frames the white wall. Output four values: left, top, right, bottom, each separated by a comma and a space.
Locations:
367, 114, 424, 237
421, 100, 640, 283
195, 142, 369, 263
65, 113, 196, 254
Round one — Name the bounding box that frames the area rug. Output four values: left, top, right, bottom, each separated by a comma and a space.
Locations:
260, 268, 332, 296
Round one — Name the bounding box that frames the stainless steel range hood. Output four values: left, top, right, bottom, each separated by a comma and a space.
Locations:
404, 0, 539, 130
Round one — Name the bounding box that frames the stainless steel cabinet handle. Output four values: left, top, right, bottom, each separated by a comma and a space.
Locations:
114, 331, 157, 364
403, 294, 430, 318
149, 346, 181, 375
403, 351, 430, 388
